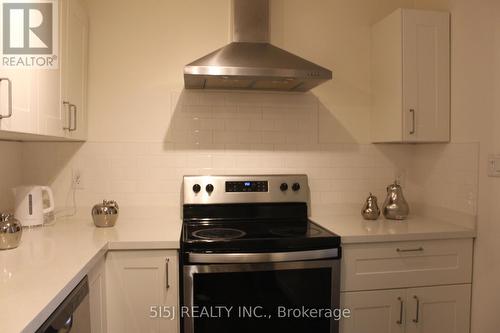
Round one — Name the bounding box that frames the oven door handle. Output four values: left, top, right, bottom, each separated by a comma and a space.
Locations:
187, 248, 340, 264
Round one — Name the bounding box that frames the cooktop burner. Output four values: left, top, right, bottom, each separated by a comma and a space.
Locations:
192, 228, 247, 240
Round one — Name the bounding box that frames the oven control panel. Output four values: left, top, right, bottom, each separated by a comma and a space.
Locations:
183, 175, 309, 205
225, 181, 268, 192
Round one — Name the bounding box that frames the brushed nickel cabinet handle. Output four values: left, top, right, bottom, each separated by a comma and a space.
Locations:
63, 101, 72, 130
396, 247, 424, 253
397, 297, 404, 325
0, 78, 13, 120
412, 296, 420, 323
409, 109, 416, 134
69, 104, 77, 131
165, 258, 170, 289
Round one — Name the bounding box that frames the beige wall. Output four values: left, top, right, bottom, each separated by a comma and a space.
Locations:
86, 0, 229, 142
446, 0, 500, 331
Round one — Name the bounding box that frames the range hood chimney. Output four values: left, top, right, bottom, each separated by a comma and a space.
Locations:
184, 0, 333, 92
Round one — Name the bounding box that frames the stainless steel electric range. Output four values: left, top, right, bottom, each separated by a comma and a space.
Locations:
180, 175, 341, 333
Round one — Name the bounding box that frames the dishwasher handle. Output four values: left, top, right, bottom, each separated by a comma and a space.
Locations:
57, 315, 73, 333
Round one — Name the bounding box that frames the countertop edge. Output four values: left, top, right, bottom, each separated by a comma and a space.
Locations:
107, 240, 180, 250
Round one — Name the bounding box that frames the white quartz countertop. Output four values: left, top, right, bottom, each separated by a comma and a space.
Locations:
0, 216, 182, 333
0, 210, 476, 333
310, 214, 476, 244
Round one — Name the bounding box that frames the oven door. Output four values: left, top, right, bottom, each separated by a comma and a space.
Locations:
183, 252, 340, 333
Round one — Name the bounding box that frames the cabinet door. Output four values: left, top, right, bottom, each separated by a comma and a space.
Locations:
340, 290, 405, 333
37, 68, 64, 137
0, 69, 38, 134
88, 256, 107, 333
106, 250, 179, 333
405, 284, 471, 333
402, 9, 450, 142
62, 0, 88, 140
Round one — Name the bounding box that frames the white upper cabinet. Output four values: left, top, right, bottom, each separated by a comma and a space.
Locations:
37, 67, 64, 138
62, 0, 89, 140
0, 0, 88, 141
0, 70, 38, 135
371, 9, 450, 143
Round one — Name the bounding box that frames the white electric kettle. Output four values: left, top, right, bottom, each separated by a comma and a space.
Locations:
13, 186, 55, 227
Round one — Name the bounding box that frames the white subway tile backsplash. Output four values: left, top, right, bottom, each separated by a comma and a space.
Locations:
213, 131, 239, 144
110, 156, 137, 169
262, 132, 287, 144
212, 105, 239, 119
285, 132, 316, 144
225, 93, 262, 106
237, 106, 263, 119
225, 119, 251, 131
274, 119, 299, 131
237, 131, 262, 144
186, 153, 212, 169
187, 129, 213, 144
110, 180, 137, 193
198, 92, 226, 106
182, 105, 212, 118
200, 119, 225, 131
250, 119, 275, 131
13, 91, 479, 226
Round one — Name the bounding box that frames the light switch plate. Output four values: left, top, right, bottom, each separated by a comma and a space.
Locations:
488, 155, 500, 177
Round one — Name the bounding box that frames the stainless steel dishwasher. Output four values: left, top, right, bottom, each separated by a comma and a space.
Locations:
36, 276, 91, 333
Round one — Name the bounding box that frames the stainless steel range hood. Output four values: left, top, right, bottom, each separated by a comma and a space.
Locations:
184, 0, 332, 92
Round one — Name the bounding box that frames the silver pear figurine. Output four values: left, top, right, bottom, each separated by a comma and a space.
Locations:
361, 193, 380, 220
382, 180, 409, 220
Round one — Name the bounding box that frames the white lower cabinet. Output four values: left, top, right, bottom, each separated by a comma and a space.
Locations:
340, 238, 473, 333
105, 250, 179, 333
88, 256, 107, 333
340, 284, 471, 333
405, 284, 471, 333
340, 289, 405, 333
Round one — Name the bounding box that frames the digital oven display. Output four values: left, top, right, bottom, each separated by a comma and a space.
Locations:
226, 181, 268, 192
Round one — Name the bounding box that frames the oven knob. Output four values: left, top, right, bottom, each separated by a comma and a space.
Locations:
206, 184, 214, 193
192, 184, 201, 193
292, 183, 301, 192
280, 183, 288, 191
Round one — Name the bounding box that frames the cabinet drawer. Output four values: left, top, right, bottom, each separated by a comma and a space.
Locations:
341, 239, 473, 291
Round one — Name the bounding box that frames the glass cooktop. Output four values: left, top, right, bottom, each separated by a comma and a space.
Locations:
182, 220, 340, 253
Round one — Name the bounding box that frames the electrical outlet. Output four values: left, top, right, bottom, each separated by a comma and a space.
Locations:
72, 168, 85, 189
488, 155, 500, 177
